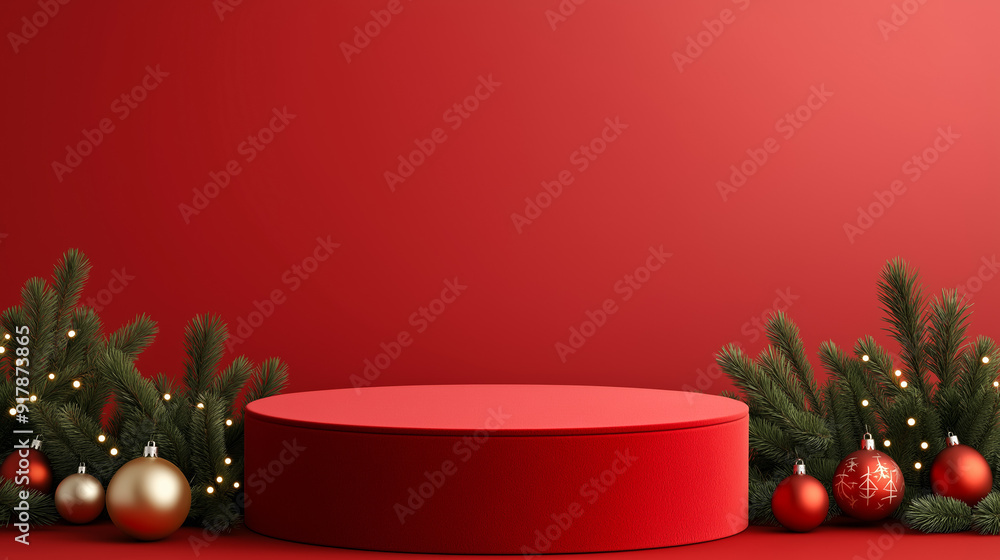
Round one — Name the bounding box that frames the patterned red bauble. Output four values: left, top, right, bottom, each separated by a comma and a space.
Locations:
833, 433, 904, 521
0, 437, 53, 493
930, 432, 993, 506
771, 459, 829, 532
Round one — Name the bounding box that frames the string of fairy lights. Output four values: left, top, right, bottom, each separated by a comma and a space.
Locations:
1, 328, 240, 495
856, 352, 995, 473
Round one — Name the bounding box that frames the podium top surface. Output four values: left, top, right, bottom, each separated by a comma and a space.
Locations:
246, 384, 748, 436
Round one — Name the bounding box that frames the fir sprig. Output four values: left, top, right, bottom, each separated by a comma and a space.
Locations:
0, 251, 289, 530
904, 495, 971, 533
720, 258, 1000, 535
971, 492, 1000, 535
765, 312, 822, 413
0, 480, 57, 527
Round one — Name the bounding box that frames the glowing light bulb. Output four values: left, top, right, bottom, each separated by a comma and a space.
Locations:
29, 395, 36, 402
207, 486, 215, 494
8, 408, 16, 416
994, 381, 999, 388
196, 402, 205, 409
3, 333, 9, 340
0, 347, 5, 354
900, 381, 908, 388
67, 329, 76, 338
47, 373, 55, 380
907, 418, 916, 426
224, 457, 232, 465
233, 482, 240, 489
915, 462, 922, 470
72, 380, 81, 389
861, 399, 870, 407
98, 434, 106, 442
110, 448, 119, 456
216, 476, 223, 483
862, 355, 870, 362
163, 393, 171, 401
225, 419, 233, 426
883, 439, 892, 447
984, 356, 991, 364
894, 369, 902, 377
921, 441, 929, 450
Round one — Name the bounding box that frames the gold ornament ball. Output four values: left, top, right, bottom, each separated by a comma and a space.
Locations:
106, 456, 191, 540
55, 472, 105, 524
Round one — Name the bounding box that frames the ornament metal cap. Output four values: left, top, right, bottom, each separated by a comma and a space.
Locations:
793, 458, 806, 475
78, 462, 87, 474
143, 441, 158, 458
30, 436, 43, 450
946, 431, 960, 447
861, 432, 875, 450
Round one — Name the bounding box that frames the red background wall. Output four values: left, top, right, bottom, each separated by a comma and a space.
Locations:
2, 0, 999, 396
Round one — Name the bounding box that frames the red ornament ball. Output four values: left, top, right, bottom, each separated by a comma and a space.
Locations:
833, 435, 904, 521
0, 443, 53, 494
931, 434, 993, 506
771, 460, 829, 532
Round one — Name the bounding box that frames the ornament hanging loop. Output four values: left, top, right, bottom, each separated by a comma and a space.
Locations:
946, 432, 959, 447
861, 432, 875, 450
793, 458, 806, 475
78, 462, 87, 474
143, 441, 158, 458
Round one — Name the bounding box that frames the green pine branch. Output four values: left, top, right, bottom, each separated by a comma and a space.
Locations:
822, 382, 855, 462
904, 494, 971, 533
50, 250, 91, 359
59, 306, 104, 373
749, 416, 795, 465
107, 313, 158, 359
818, 342, 882, 444
719, 259, 1000, 533
244, 357, 289, 406
956, 337, 999, 400
972, 492, 1000, 535
718, 345, 831, 455
926, 290, 971, 389
854, 336, 903, 401
183, 314, 228, 398
0, 479, 57, 527
211, 355, 253, 413
877, 258, 931, 399
748, 476, 779, 526
20, 276, 58, 380
188, 394, 226, 487
765, 311, 822, 413
102, 349, 166, 423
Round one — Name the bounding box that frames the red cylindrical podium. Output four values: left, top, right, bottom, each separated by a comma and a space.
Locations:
244, 384, 748, 553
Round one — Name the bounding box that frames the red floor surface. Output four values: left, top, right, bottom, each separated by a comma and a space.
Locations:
2, 520, 996, 559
